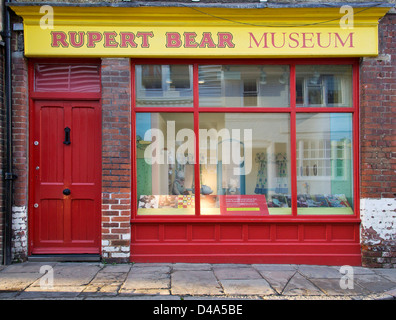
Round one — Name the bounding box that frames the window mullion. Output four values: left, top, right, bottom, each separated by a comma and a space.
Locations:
193, 63, 201, 216
290, 64, 298, 217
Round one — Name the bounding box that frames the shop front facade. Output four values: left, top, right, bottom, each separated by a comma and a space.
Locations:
1, 1, 395, 266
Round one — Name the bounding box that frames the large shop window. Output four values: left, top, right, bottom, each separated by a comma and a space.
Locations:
133, 61, 356, 218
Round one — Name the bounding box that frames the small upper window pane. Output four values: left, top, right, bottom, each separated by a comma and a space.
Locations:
34, 63, 100, 92
296, 65, 352, 108
199, 65, 290, 108
136, 65, 193, 108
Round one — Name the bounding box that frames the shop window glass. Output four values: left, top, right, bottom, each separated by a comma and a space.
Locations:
296, 65, 352, 107
136, 65, 193, 107
296, 113, 353, 215
198, 65, 290, 108
199, 113, 291, 215
34, 63, 100, 92
136, 113, 195, 215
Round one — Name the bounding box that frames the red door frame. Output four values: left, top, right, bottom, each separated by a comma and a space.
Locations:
28, 59, 102, 255
129, 58, 362, 265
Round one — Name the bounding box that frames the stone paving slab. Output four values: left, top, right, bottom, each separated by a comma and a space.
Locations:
309, 278, 371, 296
354, 274, 396, 293
297, 265, 344, 278
282, 273, 324, 296
0, 262, 395, 300
120, 265, 171, 294
214, 266, 262, 280
258, 270, 296, 294
171, 270, 223, 295
0, 272, 42, 291
221, 279, 275, 295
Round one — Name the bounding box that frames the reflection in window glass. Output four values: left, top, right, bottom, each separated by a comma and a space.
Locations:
296, 65, 352, 107
296, 113, 353, 215
199, 113, 291, 215
136, 65, 193, 107
199, 65, 290, 108
136, 113, 195, 215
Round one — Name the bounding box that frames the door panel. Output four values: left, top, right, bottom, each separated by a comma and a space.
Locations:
39, 199, 64, 241
71, 106, 96, 183
32, 100, 101, 254
40, 106, 65, 183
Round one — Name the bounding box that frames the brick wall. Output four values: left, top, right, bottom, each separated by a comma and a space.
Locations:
10, 14, 29, 261
360, 13, 396, 268
101, 58, 131, 263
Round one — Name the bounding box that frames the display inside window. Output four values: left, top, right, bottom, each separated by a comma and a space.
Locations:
136, 113, 195, 215
199, 113, 291, 215
296, 113, 353, 215
199, 65, 290, 108
296, 65, 352, 107
135, 65, 193, 107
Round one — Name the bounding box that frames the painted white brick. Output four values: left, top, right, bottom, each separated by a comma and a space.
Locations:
360, 198, 396, 244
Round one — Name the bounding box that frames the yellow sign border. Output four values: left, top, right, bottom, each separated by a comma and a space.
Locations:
10, 5, 391, 58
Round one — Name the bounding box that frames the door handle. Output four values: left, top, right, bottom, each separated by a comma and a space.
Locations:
63, 188, 71, 196
63, 127, 71, 145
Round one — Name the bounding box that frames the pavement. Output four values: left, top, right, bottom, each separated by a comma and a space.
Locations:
0, 262, 396, 300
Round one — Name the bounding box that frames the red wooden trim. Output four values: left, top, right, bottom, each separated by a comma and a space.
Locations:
195, 107, 291, 112
131, 58, 359, 66
130, 58, 360, 223
294, 107, 355, 113
135, 107, 355, 113
130, 216, 361, 223
30, 92, 101, 100
131, 61, 138, 220
134, 107, 194, 113
290, 64, 297, 217
353, 60, 360, 219
193, 63, 201, 216
30, 58, 101, 64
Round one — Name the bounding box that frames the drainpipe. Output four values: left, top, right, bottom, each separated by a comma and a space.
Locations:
3, 0, 16, 265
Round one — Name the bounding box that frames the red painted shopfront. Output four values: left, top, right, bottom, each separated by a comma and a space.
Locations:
129, 58, 361, 265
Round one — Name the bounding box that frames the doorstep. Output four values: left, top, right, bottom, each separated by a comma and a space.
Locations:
27, 254, 101, 262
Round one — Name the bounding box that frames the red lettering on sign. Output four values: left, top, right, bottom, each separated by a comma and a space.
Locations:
69, 31, 84, 47
248, 32, 269, 48
217, 32, 235, 48
335, 32, 354, 48
119, 32, 138, 48
87, 32, 103, 48
271, 32, 286, 49
317, 33, 331, 48
166, 32, 182, 48
104, 32, 118, 48
51, 31, 69, 47
288, 32, 299, 48
184, 32, 198, 48
199, 32, 216, 48
136, 32, 154, 48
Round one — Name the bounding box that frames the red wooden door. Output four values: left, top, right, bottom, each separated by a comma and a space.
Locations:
31, 100, 101, 254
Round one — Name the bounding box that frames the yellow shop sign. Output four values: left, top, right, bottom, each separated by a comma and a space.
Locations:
10, 5, 391, 58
